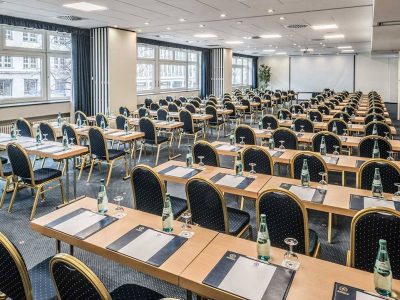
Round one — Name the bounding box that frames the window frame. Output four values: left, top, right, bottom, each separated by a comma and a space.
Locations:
232, 55, 253, 89
47, 53, 72, 100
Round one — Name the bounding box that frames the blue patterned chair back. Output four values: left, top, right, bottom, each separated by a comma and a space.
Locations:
159, 99, 168, 106
272, 128, 298, 150
16, 118, 32, 137
131, 165, 165, 215
332, 112, 350, 122
166, 96, 173, 102
150, 103, 160, 111
365, 121, 391, 138
61, 124, 78, 144
342, 106, 355, 115
39, 122, 56, 141
0, 232, 32, 300
95, 113, 108, 128
310, 98, 318, 105
327, 119, 348, 135
312, 131, 341, 154
174, 99, 183, 107
157, 108, 168, 121
234, 125, 256, 145
359, 160, 400, 193
118, 107, 130, 116
75, 111, 88, 123
205, 106, 218, 123
364, 113, 385, 125
50, 254, 111, 300
325, 102, 335, 110
179, 96, 187, 103
358, 136, 391, 158
263, 94, 271, 100
367, 107, 384, 115
88, 127, 107, 160
193, 141, 219, 167
179, 110, 194, 133
225, 101, 236, 117
308, 110, 322, 122
277, 109, 291, 120
257, 189, 309, 255
139, 118, 156, 142
242, 146, 273, 175
138, 107, 148, 118
293, 118, 314, 133
301, 101, 311, 110
115, 115, 127, 130
241, 99, 251, 113
350, 208, 400, 279
205, 100, 216, 108
290, 105, 304, 114
208, 97, 217, 104
144, 98, 152, 109
7, 143, 34, 184
185, 103, 196, 114
186, 178, 227, 233
168, 103, 179, 112
261, 115, 278, 130
192, 97, 201, 103
190, 100, 200, 108
292, 152, 327, 182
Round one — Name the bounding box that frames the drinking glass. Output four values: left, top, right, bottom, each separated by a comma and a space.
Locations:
387, 151, 395, 161
42, 134, 48, 142
384, 132, 389, 140
181, 211, 192, 230
266, 123, 272, 132
300, 125, 305, 134
333, 145, 340, 157
343, 129, 348, 137
113, 195, 126, 218
279, 140, 286, 151
282, 238, 300, 270
318, 172, 328, 189
198, 156, 205, 169
240, 137, 245, 146
69, 138, 75, 147
393, 183, 400, 201
313, 116, 317, 123
249, 163, 257, 178
16, 129, 21, 138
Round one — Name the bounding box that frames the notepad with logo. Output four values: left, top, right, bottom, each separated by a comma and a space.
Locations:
332, 282, 386, 300
108, 131, 127, 137
107, 225, 187, 267
160, 165, 201, 179
268, 150, 284, 157
203, 251, 295, 300
211, 173, 255, 189
349, 194, 400, 211
39, 146, 66, 154
322, 156, 339, 164
280, 183, 326, 204
45, 208, 117, 239
216, 144, 241, 152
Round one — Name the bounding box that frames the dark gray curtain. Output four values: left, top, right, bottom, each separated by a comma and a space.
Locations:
201, 50, 211, 98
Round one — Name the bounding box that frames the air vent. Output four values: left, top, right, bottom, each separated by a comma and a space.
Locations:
206, 44, 221, 47
251, 36, 261, 39
285, 24, 309, 29
311, 38, 325, 42
56, 15, 85, 21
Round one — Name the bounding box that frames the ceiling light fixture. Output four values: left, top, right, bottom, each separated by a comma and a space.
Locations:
312, 24, 338, 30
341, 49, 354, 52
293, 43, 297, 46
337, 45, 352, 49
243, 36, 252, 39
144, 22, 149, 25
267, 9, 274, 13
276, 52, 287, 55
220, 13, 226, 18
236, 21, 243, 25
279, 16, 285, 20
225, 41, 244, 44
179, 18, 186, 22
194, 33, 217, 38
263, 49, 276, 52
166, 27, 171, 30
300, 48, 314, 51
260, 34, 282, 38
199, 24, 205, 28
63, 2, 107, 11
324, 34, 344, 39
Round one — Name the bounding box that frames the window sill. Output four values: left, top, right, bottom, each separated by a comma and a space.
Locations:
137, 89, 200, 96
0, 99, 71, 109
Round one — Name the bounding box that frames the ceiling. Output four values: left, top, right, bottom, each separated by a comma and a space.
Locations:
0, 0, 376, 56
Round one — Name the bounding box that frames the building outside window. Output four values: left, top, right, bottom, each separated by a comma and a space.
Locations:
0, 79, 12, 96
5, 30, 13, 40
24, 79, 39, 96
232, 56, 253, 88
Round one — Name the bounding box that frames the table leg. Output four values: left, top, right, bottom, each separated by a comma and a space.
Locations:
73, 157, 77, 200
65, 158, 70, 200
169, 129, 181, 160
123, 141, 134, 180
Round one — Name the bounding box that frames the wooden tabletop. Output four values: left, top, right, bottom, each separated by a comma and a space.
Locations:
179, 233, 400, 300
77, 127, 145, 142
30, 197, 218, 286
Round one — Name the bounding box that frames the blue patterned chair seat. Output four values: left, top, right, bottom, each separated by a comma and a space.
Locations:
227, 207, 250, 236
101, 149, 126, 160
2, 163, 12, 176
110, 283, 164, 300
145, 136, 169, 145
209, 118, 224, 126
171, 196, 188, 218
309, 229, 318, 254
1, 156, 7, 164
22, 168, 62, 184
28, 257, 56, 300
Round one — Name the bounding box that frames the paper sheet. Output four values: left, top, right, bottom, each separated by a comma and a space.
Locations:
217, 145, 236, 151
52, 210, 106, 236
356, 291, 383, 300
216, 174, 245, 188
363, 197, 396, 210
289, 186, 316, 202
165, 166, 195, 178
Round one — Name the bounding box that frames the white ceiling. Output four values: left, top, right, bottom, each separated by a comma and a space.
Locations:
0, 0, 374, 56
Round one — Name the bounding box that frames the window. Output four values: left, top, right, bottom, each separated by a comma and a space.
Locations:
232, 56, 253, 87
0, 26, 72, 104
0, 79, 12, 97
136, 43, 201, 93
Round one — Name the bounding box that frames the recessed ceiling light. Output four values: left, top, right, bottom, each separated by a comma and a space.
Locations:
194, 33, 217, 38
301, 48, 314, 51
276, 52, 287, 55
199, 24, 205, 28
179, 18, 186, 22
236, 21, 243, 25
220, 13, 226, 18
293, 43, 297, 46
166, 27, 171, 30
63, 2, 107, 11
279, 16, 285, 20
337, 45, 352, 49
243, 36, 252, 39
225, 41, 244, 44
267, 9, 274, 13
312, 24, 338, 30
324, 34, 344, 39
136, 29, 142, 32
113, 25, 118, 28
144, 22, 150, 25
263, 49, 276, 52
341, 49, 354, 52
260, 34, 282, 39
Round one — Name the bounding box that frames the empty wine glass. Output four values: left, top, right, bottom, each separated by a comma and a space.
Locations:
181, 211, 192, 230
333, 145, 340, 157
69, 138, 75, 146
240, 137, 245, 146
343, 129, 348, 137
113, 195, 125, 218
198, 156, 205, 169
279, 140, 285, 151
300, 125, 305, 135
384, 132, 389, 140
387, 151, 395, 161
249, 163, 257, 178
282, 238, 300, 270
266, 123, 272, 132
16, 129, 21, 138
42, 133, 48, 142
318, 172, 328, 189
313, 116, 317, 123
393, 183, 400, 201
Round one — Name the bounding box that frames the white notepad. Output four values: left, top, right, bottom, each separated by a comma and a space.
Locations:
289, 186, 316, 201
217, 145, 236, 151
165, 166, 195, 178
268, 150, 277, 156
363, 197, 396, 210
216, 174, 245, 188
40, 146, 65, 154
356, 291, 383, 300
108, 131, 126, 136
118, 229, 174, 262
322, 156, 334, 164
219, 256, 276, 300
52, 210, 106, 236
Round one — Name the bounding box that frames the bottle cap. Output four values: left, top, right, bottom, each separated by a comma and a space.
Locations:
379, 239, 387, 246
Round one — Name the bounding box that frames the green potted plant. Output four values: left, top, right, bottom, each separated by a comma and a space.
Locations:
258, 64, 271, 91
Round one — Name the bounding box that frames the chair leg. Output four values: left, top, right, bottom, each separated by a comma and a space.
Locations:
30, 186, 42, 220
138, 142, 144, 163
59, 179, 66, 203
216, 127, 220, 140
178, 132, 183, 148
106, 161, 114, 187
124, 157, 129, 177
155, 145, 161, 166
8, 178, 19, 213
78, 155, 86, 180
0, 177, 11, 209
247, 225, 253, 240
41, 158, 46, 168
239, 196, 245, 210
87, 159, 95, 183
328, 212, 333, 243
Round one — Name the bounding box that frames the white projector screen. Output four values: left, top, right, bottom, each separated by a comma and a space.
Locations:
290, 56, 354, 93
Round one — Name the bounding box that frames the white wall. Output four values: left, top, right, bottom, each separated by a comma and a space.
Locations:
258, 56, 289, 91
223, 48, 233, 93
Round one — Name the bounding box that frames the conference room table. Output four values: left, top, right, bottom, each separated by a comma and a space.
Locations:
0, 133, 88, 200
292, 113, 392, 125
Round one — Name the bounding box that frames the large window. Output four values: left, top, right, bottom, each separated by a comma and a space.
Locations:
232, 56, 253, 88
137, 43, 201, 94
0, 25, 72, 105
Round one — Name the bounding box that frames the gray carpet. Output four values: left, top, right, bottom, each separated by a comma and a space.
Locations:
0, 102, 398, 299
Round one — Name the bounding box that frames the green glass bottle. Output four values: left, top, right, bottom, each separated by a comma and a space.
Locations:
162, 193, 173, 232
76, 114, 82, 128
62, 130, 69, 149
97, 179, 108, 214
372, 124, 378, 135
319, 136, 327, 156
372, 140, 380, 158
257, 214, 271, 261
100, 116, 106, 131
258, 120, 263, 130
10, 123, 17, 140
235, 152, 243, 176
279, 111, 283, 121
186, 146, 193, 167
124, 120, 129, 135
332, 121, 338, 135
374, 239, 392, 297
35, 127, 42, 145
57, 112, 62, 126
301, 159, 310, 187
268, 137, 275, 150
372, 168, 383, 198
229, 129, 236, 145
